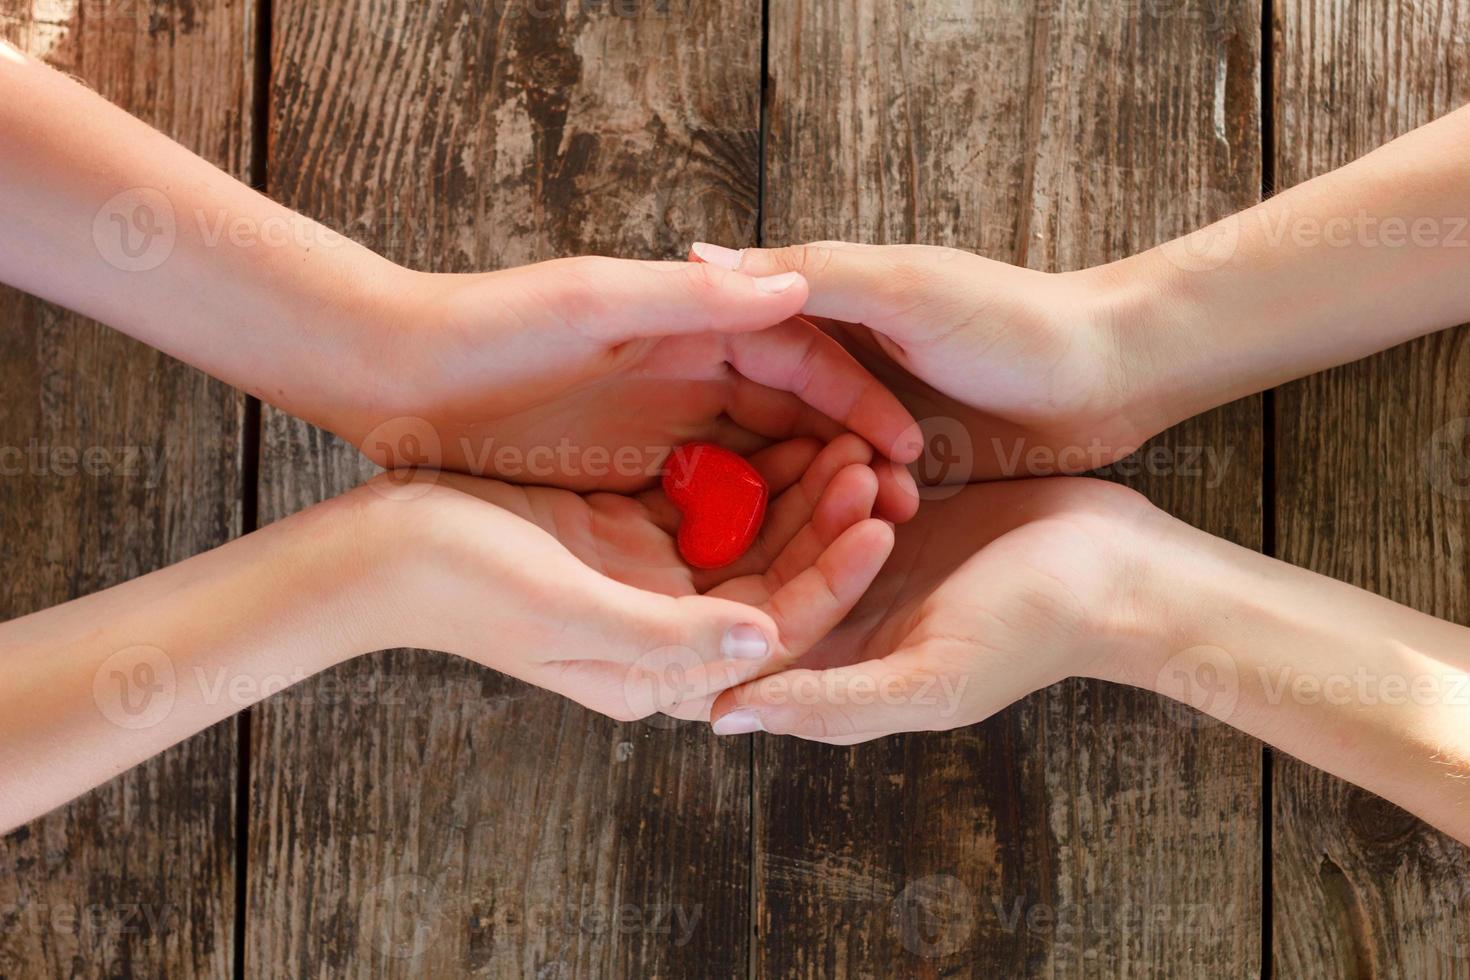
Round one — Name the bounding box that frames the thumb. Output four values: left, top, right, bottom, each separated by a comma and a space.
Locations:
525, 255, 810, 343
708, 653, 948, 741
692, 240, 940, 338
596, 588, 793, 720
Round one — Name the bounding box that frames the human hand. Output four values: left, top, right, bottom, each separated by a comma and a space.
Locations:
690, 241, 1155, 482
352, 435, 896, 722
707, 478, 1158, 741
331, 257, 921, 519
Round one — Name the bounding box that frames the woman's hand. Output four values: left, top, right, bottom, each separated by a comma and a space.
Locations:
361, 434, 897, 722
706, 478, 1153, 741
0, 49, 920, 517
708, 476, 1470, 847
348, 259, 921, 520
699, 98, 1470, 484
690, 242, 1141, 482
0, 434, 893, 830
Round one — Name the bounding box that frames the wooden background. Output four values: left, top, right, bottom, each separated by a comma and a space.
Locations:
2, 0, 1468, 975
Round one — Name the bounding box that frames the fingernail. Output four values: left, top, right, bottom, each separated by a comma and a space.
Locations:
713, 709, 765, 736
754, 272, 801, 294
692, 242, 744, 270
721, 624, 769, 661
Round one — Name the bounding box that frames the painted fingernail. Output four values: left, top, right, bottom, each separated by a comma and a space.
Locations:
692, 241, 745, 270
754, 272, 801, 294
713, 709, 765, 736
721, 624, 770, 661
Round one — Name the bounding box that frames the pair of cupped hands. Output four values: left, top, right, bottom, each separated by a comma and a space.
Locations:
316, 241, 1165, 743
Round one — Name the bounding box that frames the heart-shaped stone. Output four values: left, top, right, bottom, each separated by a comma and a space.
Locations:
663, 442, 770, 570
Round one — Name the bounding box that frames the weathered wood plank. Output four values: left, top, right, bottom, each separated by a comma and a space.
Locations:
0, 1, 254, 976
757, 1, 1264, 975
1273, 0, 1470, 973
249, 2, 762, 976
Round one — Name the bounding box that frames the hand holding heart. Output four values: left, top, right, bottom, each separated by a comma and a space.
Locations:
362, 435, 894, 722
336, 256, 921, 518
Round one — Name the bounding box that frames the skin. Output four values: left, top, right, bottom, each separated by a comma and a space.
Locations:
0, 40, 921, 513
695, 102, 1470, 481
0, 40, 911, 829
0, 435, 893, 834
704, 104, 1470, 846
711, 478, 1470, 846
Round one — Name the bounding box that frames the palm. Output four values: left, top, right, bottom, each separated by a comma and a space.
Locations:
800, 479, 1145, 676
711, 478, 1151, 742
434, 433, 890, 604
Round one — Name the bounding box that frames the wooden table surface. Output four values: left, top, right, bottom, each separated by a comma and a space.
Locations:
3, 1, 1469, 976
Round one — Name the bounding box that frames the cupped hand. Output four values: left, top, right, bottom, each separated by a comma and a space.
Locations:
707, 478, 1159, 742
355, 435, 897, 722
335, 257, 921, 519
691, 241, 1156, 483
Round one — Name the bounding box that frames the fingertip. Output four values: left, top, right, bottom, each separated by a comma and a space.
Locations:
749, 437, 823, 494
822, 518, 895, 600
889, 421, 926, 465
875, 460, 921, 523
813, 463, 881, 539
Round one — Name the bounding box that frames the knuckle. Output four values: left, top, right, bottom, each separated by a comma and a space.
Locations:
683, 260, 729, 294
795, 243, 838, 278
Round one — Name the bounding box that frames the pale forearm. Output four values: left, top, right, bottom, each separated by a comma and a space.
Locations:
1104, 517, 1470, 843
0, 495, 385, 832
0, 40, 408, 426
1095, 102, 1470, 434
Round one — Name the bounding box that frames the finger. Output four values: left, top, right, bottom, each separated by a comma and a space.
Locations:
726, 317, 923, 464
529, 255, 811, 342
874, 458, 921, 523
708, 655, 931, 739
724, 375, 846, 446
707, 461, 881, 606
700, 434, 876, 585
576, 588, 803, 718
692, 241, 937, 340
728, 380, 917, 525
757, 518, 895, 661
763, 463, 881, 590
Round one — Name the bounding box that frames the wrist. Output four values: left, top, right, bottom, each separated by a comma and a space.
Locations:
279, 248, 427, 435
1075, 247, 1219, 445
1078, 501, 1227, 694
286, 485, 426, 664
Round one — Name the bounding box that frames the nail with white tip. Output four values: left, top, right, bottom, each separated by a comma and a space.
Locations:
754, 272, 801, 294
713, 709, 765, 736
721, 624, 770, 661
692, 241, 745, 270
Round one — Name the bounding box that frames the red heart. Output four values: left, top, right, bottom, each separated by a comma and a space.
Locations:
663, 442, 770, 570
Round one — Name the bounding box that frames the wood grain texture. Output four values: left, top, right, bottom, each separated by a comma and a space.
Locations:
758, 1, 1264, 975
0, 1, 254, 976
249, 2, 762, 976
1273, 0, 1470, 973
